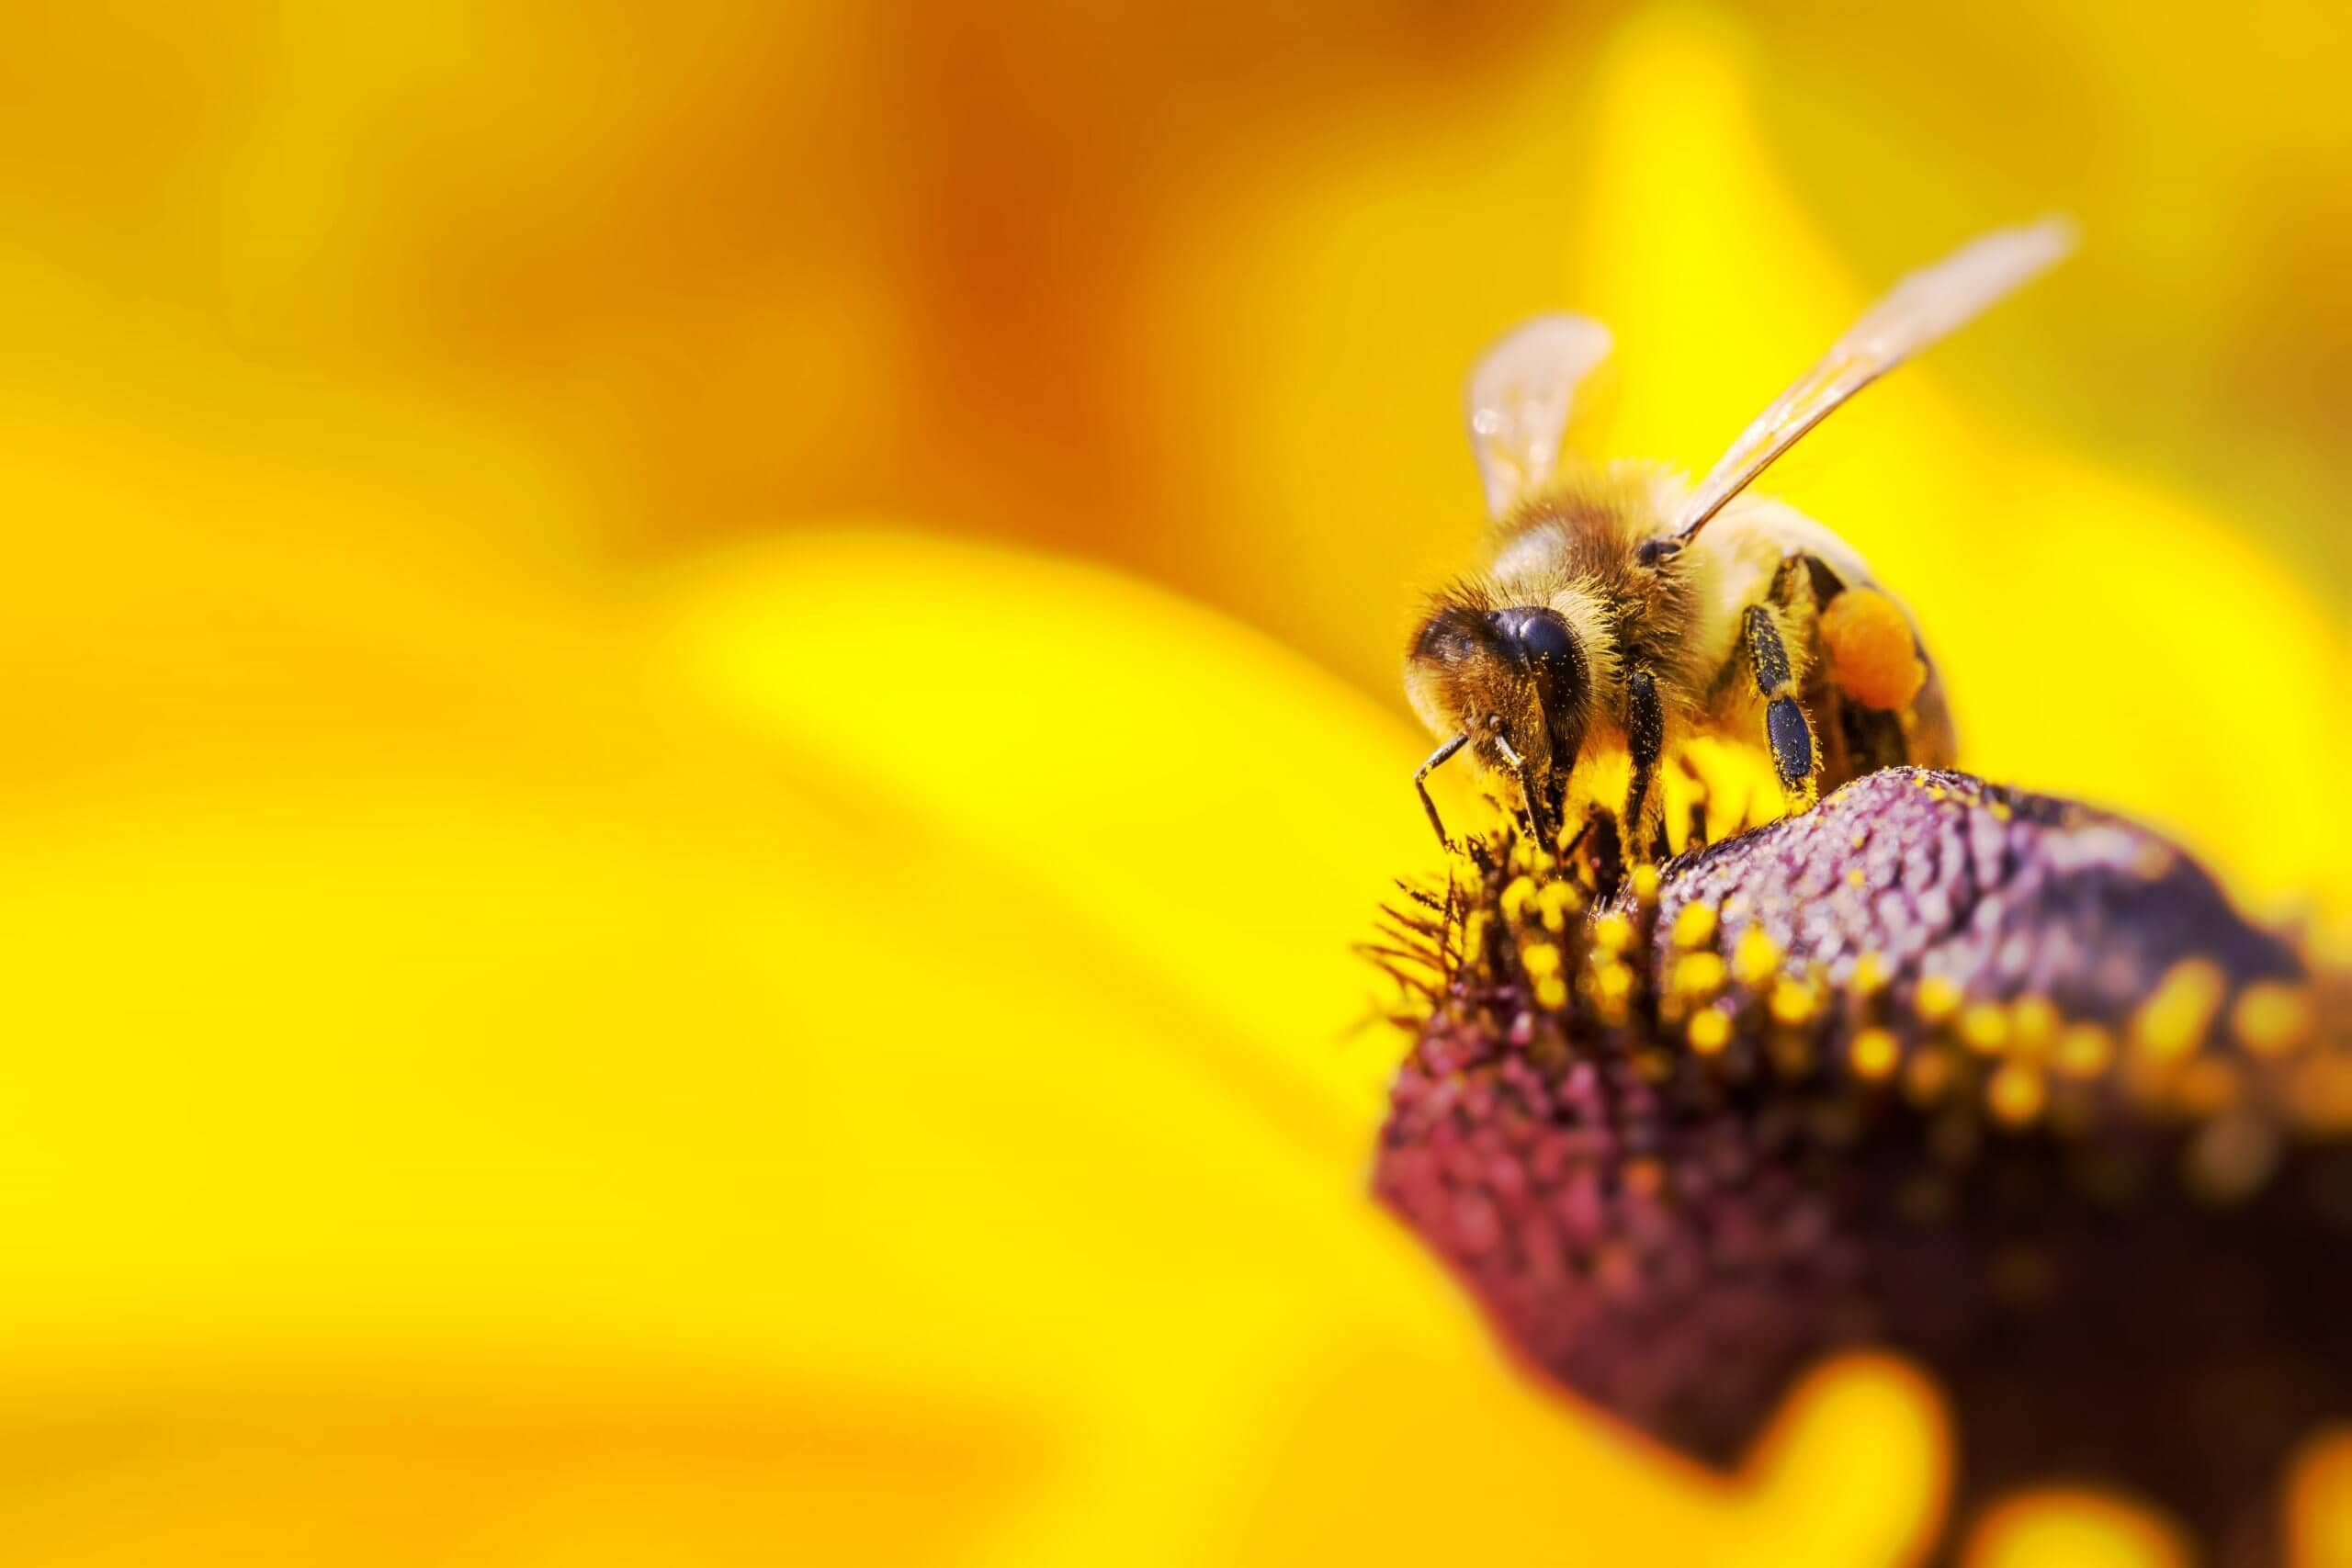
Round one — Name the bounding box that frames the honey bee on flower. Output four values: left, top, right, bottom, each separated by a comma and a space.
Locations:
1406, 219, 2074, 858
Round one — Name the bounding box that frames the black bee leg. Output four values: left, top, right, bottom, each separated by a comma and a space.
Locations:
1413, 733, 1468, 852
1493, 732, 1551, 847
1741, 604, 1818, 807
1623, 666, 1666, 862
1775, 549, 1928, 777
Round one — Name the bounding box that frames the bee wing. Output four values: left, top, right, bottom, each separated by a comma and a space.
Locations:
1465, 313, 1612, 519
1672, 216, 2075, 540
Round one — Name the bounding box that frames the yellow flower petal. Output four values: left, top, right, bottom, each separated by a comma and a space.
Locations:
658, 525, 1442, 1160
652, 524, 1955, 1563
1140, 6, 2349, 918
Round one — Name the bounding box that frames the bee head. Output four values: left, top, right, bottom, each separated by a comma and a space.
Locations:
1405, 600, 1590, 821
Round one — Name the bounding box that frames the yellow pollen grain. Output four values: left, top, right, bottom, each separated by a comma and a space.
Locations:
2009, 996, 2059, 1055
1688, 1008, 1733, 1055
1925, 784, 1948, 803
2052, 1022, 2113, 1079
1593, 912, 1635, 955
1844, 866, 1868, 889
1534, 976, 1569, 1012
1849, 830, 1869, 851
1499, 876, 1537, 925
1849, 1027, 1900, 1080
1986, 1061, 2046, 1128
1460, 911, 1490, 965
1593, 962, 1634, 1003
1535, 880, 1581, 934
1904, 1048, 1953, 1104
1914, 975, 1963, 1025
1960, 1003, 2009, 1055
1630, 863, 1661, 904
2176, 1057, 2242, 1117
1732, 926, 1782, 988
2132, 959, 2225, 1064
1770, 976, 1817, 1027
1520, 942, 1562, 978
1671, 901, 1718, 951
1672, 951, 1727, 998
2290, 1055, 2352, 1133
1851, 953, 1892, 996
1988, 800, 2012, 822
2231, 981, 2314, 1057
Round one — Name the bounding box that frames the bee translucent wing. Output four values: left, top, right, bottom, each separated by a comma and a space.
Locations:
1465, 313, 1613, 519
1672, 216, 2075, 540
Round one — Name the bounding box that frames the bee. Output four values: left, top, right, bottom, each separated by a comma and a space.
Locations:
1407, 218, 2074, 857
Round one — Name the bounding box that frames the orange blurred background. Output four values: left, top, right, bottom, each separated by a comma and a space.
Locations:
0, 1, 2347, 1562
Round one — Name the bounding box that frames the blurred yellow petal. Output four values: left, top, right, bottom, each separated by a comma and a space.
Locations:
0, 1, 2337, 1557
657, 525, 1441, 1157
647, 525, 1958, 1565
1142, 5, 2348, 916
0, 446, 1953, 1565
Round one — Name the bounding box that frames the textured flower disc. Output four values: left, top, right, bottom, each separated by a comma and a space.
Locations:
1373, 768, 2348, 1564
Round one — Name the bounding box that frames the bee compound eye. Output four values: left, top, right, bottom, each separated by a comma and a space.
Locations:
1490, 606, 1575, 670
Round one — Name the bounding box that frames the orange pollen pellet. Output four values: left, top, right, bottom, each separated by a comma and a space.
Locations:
1819, 587, 1928, 710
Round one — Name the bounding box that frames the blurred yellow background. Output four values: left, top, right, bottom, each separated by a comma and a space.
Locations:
0, 1, 2346, 1563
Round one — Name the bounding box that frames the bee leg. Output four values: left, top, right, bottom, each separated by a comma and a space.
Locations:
1623, 666, 1666, 862
1493, 732, 1552, 847
1741, 603, 1819, 808
1413, 733, 1468, 852
1776, 550, 1932, 776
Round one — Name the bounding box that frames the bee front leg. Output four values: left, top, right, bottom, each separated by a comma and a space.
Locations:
1740, 603, 1819, 809
1623, 666, 1666, 862
1412, 732, 1469, 853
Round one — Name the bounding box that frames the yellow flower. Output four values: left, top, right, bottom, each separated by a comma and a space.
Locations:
0, 412, 2333, 1559
0, 1, 2344, 1562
